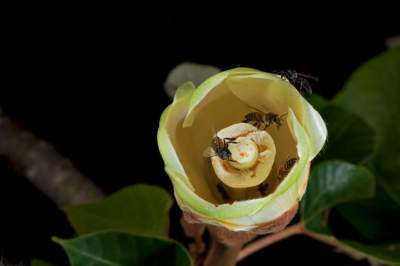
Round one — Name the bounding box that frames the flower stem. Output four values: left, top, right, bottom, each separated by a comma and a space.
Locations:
204, 236, 242, 266
204, 225, 256, 266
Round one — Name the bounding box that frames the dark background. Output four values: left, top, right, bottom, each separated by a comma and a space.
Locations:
0, 13, 398, 265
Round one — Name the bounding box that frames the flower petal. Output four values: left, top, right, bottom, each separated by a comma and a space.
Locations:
183, 68, 265, 128
167, 108, 312, 231
182, 68, 326, 160
159, 68, 325, 231
224, 69, 327, 159
301, 100, 327, 159
173, 81, 196, 101
224, 109, 311, 228
157, 83, 195, 190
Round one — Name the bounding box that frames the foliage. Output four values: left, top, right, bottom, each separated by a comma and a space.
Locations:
53, 48, 400, 265
54, 184, 191, 266
300, 47, 400, 265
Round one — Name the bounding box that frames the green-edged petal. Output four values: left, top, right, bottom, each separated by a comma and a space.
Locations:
174, 81, 196, 102
224, 69, 326, 160
181, 67, 326, 160
167, 108, 311, 231
183, 68, 267, 127
157, 84, 195, 190
301, 100, 327, 159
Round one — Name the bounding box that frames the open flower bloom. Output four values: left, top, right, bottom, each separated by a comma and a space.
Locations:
158, 68, 327, 232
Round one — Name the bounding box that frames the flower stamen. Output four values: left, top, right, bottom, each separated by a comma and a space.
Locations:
207, 123, 276, 189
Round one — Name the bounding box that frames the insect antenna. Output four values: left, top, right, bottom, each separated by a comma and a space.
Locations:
279, 112, 288, 119
297, 73, 319, 81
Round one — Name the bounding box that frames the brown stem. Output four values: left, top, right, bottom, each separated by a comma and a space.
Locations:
180, 214, 206, 265
0, 110, 105, 209
204, 225, 255, 266
238, 222, 370, 263
204, 236, 242, 266
238, 222, 304, 261
303, 229, 367, 261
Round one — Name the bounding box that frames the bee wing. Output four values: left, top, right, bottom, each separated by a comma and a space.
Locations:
240, 169, 253, 178
250, 131, 264, 144
246, 104, 265, 113
203, 147, 216, 158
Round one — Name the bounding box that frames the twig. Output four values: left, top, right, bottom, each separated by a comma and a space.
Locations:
0, 110, 105, 209
238, 222, 304, 261
238, 222, 372, 264
303, 229, 368, 262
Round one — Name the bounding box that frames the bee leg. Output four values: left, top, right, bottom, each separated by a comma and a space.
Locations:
299, 78, 312, 95
217, 183, 230, 200
224, 138, 238, 144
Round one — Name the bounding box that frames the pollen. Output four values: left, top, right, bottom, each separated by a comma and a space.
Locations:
258, 144, 268, 152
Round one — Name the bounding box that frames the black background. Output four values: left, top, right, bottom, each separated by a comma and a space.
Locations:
0, 12, 398, 266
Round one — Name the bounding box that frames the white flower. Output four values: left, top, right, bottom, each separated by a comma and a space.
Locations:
158, 68, 327, 232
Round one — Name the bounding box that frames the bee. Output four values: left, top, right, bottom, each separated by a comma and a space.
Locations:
243, 106, 287, 129
278, 157, 299, 180
203, 136, 238, 162
258, 182, 269, 196
274, 69, 318, 95
217, 183, 230, 200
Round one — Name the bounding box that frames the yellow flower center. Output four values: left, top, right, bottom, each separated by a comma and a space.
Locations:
208, 123, 276, 189
229, 137, 259, 169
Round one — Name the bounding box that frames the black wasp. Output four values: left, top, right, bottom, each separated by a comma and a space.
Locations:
274, 69, 318, 95
203, 136, 238, 162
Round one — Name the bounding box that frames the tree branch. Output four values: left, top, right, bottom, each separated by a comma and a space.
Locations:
0, 110, 105, 209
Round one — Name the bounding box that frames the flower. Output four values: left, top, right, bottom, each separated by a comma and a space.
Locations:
157, 68, 327, 232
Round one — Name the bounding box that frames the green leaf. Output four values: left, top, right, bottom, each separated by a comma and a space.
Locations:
299, 160, 400, 264
337, 185, 400, 241
66, 184, 173, 237
334, 47, 400, 204
31, 259, 54, 266
301, 160, 375, 227
307, 94, 328, 112
316, 105, 376, 164
53, 231, 192, 266
343, 241, 400, 266
303, 212, 332, 235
